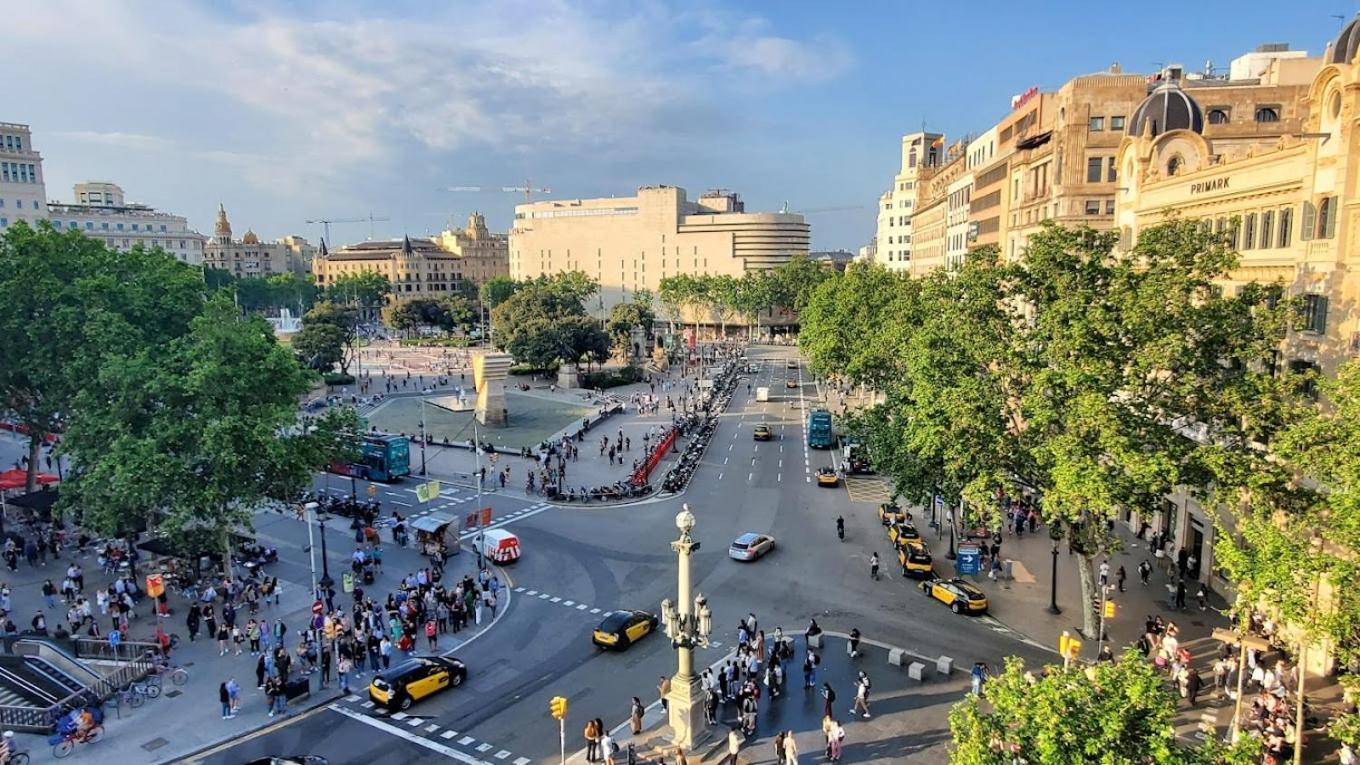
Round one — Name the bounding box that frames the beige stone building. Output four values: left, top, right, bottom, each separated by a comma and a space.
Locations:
874, 132, 944, 270
46, 182, 206, 264
203, 205, 314, 276
510, 186, 809, 320
312, 235, 481, 298
431, 212, 510, 286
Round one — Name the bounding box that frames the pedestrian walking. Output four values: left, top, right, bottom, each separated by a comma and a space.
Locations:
219, 681, 232, 719
821, 682, 836, 720
226, 676, 240, 716
971, 661, 989, 697
658, 675, 671, 713
869, 552, 879, 580
630, 696, 644, 735
725, 727, 741, 765
338, 654, 353, 694
847, 628, 861, 658
852, 671, 871, 718
1117, 565, 1127, 592
782, 730, 798, 764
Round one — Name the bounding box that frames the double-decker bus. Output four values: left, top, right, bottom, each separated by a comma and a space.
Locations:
330, 434, 411, 481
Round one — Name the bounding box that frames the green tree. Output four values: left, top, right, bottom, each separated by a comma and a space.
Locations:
325, 270, 391, 315
734, 271, 775, 340
297, 301, 361, 374
479, 275, 520, 310
949, 651, 1257, 765
383, 299, 425, 336
0, 222, 207, 491
531, 270, 598, 305
657, 275, 693, 333
771, 254, 832, 313
58, 298, 322, 564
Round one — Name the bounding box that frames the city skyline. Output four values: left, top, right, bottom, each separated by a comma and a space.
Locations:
8, 0, 1356, 249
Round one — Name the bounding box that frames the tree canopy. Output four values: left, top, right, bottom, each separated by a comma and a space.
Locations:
0, 221, 208, 491
59, 298, 355, 559
949, 652, 1256, 765
293, 301, 361, 374
383, 295, 475, 336
325, 270, 391, 309
491, 282, 609, 369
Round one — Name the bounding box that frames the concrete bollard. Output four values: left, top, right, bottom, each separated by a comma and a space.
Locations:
888, 648, 905, 667
907, 662, 926, 682
936, 656, 954, 675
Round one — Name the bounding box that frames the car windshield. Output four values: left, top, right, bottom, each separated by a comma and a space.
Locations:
599, 612, 630, 631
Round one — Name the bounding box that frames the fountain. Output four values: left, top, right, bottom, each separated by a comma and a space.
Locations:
267, 307, 303, 335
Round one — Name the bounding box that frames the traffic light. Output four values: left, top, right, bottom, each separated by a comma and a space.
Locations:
1103, 600, 1116, 619
549, 695, 568, 720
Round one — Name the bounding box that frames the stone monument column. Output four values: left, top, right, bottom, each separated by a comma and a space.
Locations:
471, 351, 513, 427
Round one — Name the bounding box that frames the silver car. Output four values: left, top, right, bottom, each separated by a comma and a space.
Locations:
728, 533, 775, 561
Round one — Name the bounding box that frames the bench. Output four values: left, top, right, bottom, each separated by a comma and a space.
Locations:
888, 648, 906, 667
907, 662, 926, 682
936, 656, 954, 675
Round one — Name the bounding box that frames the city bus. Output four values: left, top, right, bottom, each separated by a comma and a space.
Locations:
807, 409, 834, 449
330, 434, 412, 482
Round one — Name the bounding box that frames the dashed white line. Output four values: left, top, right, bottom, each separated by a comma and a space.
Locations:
328, 705, 490, 765
576, 604, 588, 610
391, 712, 409, 720
563, 600, 575, 606
590, 608, 601, 614
495, 751, 512, 760
477, 743, 494, 753
406, 718, 423, 727
459, 736, 476, 745
425, 723, 441, 732
391, 500, 412, 507
441, 730, 459, 740
550, 597, 562, 603
747, 472, 753, 482
718, 472, 724, 480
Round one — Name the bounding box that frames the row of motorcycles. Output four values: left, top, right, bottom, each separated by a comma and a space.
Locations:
661, 362, 740, 493
553, 481, 655, 502
297, 492, 382, 526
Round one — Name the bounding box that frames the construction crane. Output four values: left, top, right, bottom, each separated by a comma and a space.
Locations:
447, 180, 552, 204
304, 212, 390, 242
778, 203, 866, 215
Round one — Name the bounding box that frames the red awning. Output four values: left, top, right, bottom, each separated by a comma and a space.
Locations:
0, 470, 59, 491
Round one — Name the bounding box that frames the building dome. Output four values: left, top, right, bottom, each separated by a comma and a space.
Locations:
1331, 14, 1360, 65
1127, 79, 1204, 138
242, 229, 260, 245
214, 204, 232, 239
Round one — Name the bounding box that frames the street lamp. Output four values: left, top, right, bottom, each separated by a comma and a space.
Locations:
661, 505, 712, 752
1048, 522, 1063, 615
945, 511, 957, 560
317, 506, 334, 591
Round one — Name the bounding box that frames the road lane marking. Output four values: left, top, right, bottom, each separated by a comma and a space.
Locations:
477, 743, 494, 753
391, 712, 408, 720
576, 604, 588, 610
747, 472, 753, 482
425, 723, 441, 732
590, 608, 601, 614
495, 751, 512, 760
441, 730, 459, 739
550, 597, 562, 603
328, 705, 494, 765
563, 600, 575, 606
391, 500, 412, 507
460, 736, 476, 745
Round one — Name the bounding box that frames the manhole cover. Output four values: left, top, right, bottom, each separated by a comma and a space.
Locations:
142, 737, 169, 751
165, 689, 184, 698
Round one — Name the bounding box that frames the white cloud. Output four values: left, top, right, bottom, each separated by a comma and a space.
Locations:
723, 35, 855, 83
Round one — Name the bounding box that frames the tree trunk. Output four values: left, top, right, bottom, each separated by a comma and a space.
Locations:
1075, 551, 1099, 640
1294, 643, 1306, 765
25, 433, 42, 493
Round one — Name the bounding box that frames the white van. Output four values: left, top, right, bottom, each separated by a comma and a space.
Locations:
481, 529, 521, 563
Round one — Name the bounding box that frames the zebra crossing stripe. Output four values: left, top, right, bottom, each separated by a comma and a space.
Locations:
440, 730, 458, 739
458, 736, 476, 745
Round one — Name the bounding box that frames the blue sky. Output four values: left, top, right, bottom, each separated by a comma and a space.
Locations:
9, 1, 1354, 251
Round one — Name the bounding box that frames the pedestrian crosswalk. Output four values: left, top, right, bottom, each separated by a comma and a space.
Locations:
508, 585, 727, 649
844, 475, 893, 504
332, 696, 532, 765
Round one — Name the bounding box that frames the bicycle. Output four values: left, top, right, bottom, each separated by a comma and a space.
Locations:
52, 725, 103, 759
146, 662, 188, 689
114, 684, 145, 709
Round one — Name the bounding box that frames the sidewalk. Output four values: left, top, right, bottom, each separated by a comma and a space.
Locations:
574, 633, 967, 765
3, 512, 498, 764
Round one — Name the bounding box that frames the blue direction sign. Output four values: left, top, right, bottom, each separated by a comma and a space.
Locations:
955, 543, 982, 575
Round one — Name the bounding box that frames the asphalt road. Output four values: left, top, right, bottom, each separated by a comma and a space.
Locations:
191, 347, 1048, 764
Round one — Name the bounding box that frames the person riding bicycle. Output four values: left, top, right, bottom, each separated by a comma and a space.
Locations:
836, 516, 845, 541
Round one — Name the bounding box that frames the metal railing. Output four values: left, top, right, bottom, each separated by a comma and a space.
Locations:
0, 643, 158, 733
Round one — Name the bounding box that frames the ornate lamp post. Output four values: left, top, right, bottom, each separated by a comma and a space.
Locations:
1047, 521, 1063, 615
660, 505, 713, 752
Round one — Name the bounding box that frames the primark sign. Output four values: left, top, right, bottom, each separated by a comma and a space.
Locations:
1189, 177, 1229, 194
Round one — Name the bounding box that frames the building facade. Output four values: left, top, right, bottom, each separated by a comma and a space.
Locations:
510, 186, 810, 319
873, 132, 943, 270
313, 235, 478, 298
45, 182, 205, 264
431, 212, 510, 286
202, 205, 313, 276
0, 122, 47, 231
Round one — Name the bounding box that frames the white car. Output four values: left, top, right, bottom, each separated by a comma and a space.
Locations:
728, 533, 775, 561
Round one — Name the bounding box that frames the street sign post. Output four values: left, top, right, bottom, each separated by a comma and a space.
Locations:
955, 543, 982, 575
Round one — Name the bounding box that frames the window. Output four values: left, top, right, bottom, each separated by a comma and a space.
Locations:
1110, 116, 1125, 131
1089, 116, 1105, 131
1085, 200, 1101, 215
1107, 157, 1117, 182
1242, 213, 1256, 250
1105, 199, 1116, 215
1301, 201, 1316, 240
1318, 196, 1337, 239
1255, 106, 1280, 123
1208, 108, 1230, 125
1278, 207, 1293, 247
1260, 210, 1274, 249
116, 223, 124, 231
1289, 359, 1320, 399
1302, 294, 1329, 334
1086, 157, 1103, 182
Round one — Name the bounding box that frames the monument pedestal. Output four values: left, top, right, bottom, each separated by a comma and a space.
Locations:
557, 363, 581, 390
667, 672, 711, 752
472, 352, 513, 427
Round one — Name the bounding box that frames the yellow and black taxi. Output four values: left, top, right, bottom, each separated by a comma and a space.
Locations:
368, 656, 467, 710
877, 503, 907, 526
897, 540, 934, 579
786, 379, 799, 389
753, 424, 773, 441
886, 521, 920, 546
815, 466, 840, 487
592, 609, 659, 650
918, 577, 989, 615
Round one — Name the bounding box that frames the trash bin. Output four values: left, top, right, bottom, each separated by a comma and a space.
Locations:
284, 677, 311, 702
1002, 559, 1014, 580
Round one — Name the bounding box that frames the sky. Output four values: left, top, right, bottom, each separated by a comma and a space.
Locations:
8, 0, 1356, 251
